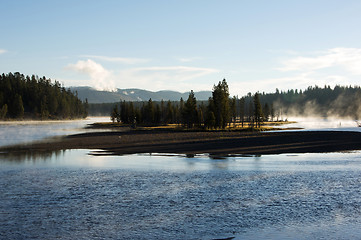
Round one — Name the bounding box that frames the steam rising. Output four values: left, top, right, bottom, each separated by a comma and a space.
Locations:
276, 92, 361, 121
67, 59, 116, 92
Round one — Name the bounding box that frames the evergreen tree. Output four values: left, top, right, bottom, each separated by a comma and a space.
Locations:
0, 104, 7, 119
212, 79, 230, 129
0, 72, 87, 119
145, 98, 155, 124
253, 92, 263, 128
182, 90, 198, 128
239, 97, 245, 127
205, 97, 216, 129
12, 94, 24, 119
263, 103, 270, 122
178, 97, 184, 125
165, 100, 174, 124
110, 105, 119, 123
230, 96, 237, 126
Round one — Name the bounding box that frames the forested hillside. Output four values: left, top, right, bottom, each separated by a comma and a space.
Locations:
0, 72, 88, 120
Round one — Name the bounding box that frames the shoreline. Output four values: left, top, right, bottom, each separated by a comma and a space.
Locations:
2, 129, 361, 156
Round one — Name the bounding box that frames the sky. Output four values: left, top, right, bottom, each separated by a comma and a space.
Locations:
1, 0, 361, 96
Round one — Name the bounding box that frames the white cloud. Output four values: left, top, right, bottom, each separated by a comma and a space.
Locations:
80, 55, 149, 64
0, 49, 7, 54
277, 48, 361, 75
66, 59, 116, 91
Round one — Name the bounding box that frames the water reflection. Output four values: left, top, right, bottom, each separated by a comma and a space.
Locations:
1, 149, 361, 172
0, 149, 65, 163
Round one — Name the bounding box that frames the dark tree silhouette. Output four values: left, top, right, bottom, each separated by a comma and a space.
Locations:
0, 72, 87, 119
182, 90, 198, 128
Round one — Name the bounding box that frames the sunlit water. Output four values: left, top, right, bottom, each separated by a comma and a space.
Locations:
0, 117, 111, 147
1, 150, 361, 239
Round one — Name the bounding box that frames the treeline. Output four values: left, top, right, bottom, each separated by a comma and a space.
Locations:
254, 85, 361, 119
109, 81, 361, 129
0, 72, 88, 120
111, 79, 269, 129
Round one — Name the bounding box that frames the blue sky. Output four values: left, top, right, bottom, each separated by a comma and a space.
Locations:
1, 0, 361, 96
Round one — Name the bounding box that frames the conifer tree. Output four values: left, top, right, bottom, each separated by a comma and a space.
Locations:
253, 92, 263, 128
212, 79, 230, 129
182, 90, 198, 128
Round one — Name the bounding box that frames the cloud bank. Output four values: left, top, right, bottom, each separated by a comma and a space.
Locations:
0, 49, 7, 54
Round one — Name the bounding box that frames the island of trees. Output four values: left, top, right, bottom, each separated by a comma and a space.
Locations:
109, 79, 361, 130
0, 72, 88, 120
110, 79, 267, 129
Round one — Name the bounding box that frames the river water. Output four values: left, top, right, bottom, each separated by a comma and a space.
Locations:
0, 117, 110, 147
1, 118, 361, 239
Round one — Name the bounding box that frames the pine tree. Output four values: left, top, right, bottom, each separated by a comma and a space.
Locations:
182, 90, 198, 128
253, 92, 263, 128
212, 79, 230, 129
110, 105, 119, 123
0, 104, 7, 119
12, 94, 24, 119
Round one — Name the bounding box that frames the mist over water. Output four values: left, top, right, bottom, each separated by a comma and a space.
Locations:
279, 117, 361, 132
0, 117, 110, 147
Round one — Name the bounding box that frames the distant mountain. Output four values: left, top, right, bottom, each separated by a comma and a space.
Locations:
71, 86, 212, 103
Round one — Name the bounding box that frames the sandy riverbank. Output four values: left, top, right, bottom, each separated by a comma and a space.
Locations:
2, 129, 361, 156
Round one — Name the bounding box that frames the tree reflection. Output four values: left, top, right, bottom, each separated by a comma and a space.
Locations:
0, 149, 64, 163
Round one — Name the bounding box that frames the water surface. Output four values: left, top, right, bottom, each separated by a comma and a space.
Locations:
1, 151, 361, 239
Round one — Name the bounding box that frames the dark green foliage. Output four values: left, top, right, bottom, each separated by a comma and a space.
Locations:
12, 94, 24, 119
210, 79, 230, 129
109, 99, 180, 126
165, 100, 174, 124
230, 96, 237, 125
0, 104, 7, 119
205, 106, 216, 129
110, 105, 119, 123
182, 90, 198, 128
239, 97, 245, 127
0, 72, 88, 119
253, 92, 263, 128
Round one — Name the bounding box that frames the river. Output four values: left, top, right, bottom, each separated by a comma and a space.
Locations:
0, 117, 111, 147
1, 118, 361, 239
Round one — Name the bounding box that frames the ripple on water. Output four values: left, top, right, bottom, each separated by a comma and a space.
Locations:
1, 151, 361, 239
